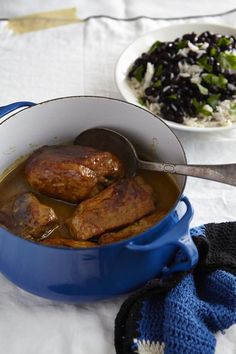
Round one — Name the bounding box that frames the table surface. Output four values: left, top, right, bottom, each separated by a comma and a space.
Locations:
0, 1, 236, 353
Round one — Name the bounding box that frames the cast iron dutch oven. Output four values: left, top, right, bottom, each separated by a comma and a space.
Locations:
0, 97, 198, 302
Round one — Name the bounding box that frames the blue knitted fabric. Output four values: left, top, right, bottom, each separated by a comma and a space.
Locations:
135, 271, 236, 354
115, 222, 236, 354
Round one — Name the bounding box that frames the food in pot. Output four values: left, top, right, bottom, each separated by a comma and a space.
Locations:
0, 192, 58, 239
25, 145, 124, 203
127, 31, 236, 127
68, 176, 155, 240
0, 144, 179, 247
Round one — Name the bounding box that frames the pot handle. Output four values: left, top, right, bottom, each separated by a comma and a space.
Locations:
126, 196, 198, 274
0, 101, 36, 118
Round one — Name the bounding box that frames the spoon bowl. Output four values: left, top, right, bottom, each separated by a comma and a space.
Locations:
74, 128, 236, 187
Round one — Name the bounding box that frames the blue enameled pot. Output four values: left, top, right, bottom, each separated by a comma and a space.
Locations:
0, 97, 198, 302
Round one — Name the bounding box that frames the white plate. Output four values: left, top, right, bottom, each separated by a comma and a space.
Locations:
115, 23, 236, 133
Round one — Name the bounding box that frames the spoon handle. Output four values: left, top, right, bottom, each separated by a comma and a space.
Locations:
138, 160, 236, 186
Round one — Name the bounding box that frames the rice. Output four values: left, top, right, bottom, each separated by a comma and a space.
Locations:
128, 76, 236, 127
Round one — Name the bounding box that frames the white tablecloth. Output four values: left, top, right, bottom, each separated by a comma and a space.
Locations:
0, 1, 236, 353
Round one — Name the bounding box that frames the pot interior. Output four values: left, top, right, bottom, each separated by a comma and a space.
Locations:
0, 96, 186, 197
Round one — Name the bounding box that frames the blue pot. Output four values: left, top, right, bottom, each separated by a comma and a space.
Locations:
0, 97, 198, 302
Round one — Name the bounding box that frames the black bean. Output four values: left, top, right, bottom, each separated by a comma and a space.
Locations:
145, 86, 159, 96
186, 57, 196, 65
141, 53, 149, 60
188, 51, 198, 60
158, 52, 172, 61
172, 66, 180, 75
152, 75, 159, 82
185, 103, 195, 116
163, 71, 172, 79
226, 73, 236, 83
197, 34, 206, 43
174, 115, 184, 123
209, 34, 218, 43
183, 32, 197, 43
166, 42, 176, 52
208, 85, 221, 94
221, 92, 232, 100
149, 55, 159, 65
229, 36, 236, 44
203, 31, 211, 38
134, 58, 146, 66
162, 103, 185, 123
168, 86, 177, 95
160, 106, 174, 120
173, 54, 184, 62
128, 69, 135, 79
220, 44, 230, 51
213, 62, 222, 74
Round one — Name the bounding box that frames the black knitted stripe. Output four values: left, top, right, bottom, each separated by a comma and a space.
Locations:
204, 222, 236, 276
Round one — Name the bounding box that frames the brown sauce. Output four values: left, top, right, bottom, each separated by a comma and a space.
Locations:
0, 158, 180, 243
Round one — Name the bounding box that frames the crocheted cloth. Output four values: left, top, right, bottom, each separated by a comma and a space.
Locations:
115, 222, 236, 354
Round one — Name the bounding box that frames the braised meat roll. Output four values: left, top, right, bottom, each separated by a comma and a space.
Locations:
0, 192, 58, 239
99, 209, 167, 245
25, 145, 124, 203
68, 176, 155, 240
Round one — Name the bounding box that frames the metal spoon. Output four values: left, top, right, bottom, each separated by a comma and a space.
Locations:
74, 128, 236, 187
